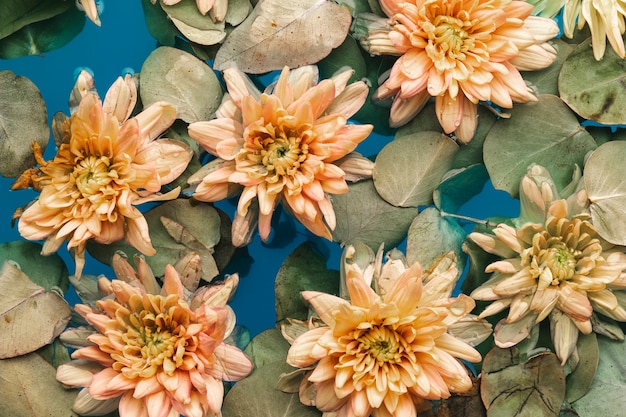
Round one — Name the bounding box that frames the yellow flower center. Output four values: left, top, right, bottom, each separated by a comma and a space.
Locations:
73, 155, 113, 196
357, 325, 402, 364
238, 113, 312, 191
111, 294, 195, 379
522, 216, 603, 288
424, 15, 474, 66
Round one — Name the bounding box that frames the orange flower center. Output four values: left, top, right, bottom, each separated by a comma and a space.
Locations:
238, 114, 312, 188
109, 294, 198, 379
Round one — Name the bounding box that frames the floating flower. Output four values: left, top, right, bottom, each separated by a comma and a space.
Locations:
158, 0, 228, 21
57, 252, 253, 417
14, 74, 192, 277
285, 247, 488, 417
361, 0, 559, 142
187, 66, 373, 245
563, 0, 626, 60
77, 0, 101, 26
469, 166, 626, 364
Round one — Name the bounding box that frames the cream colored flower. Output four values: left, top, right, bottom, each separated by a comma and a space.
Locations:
158, 0, 228, 21
563, 0, 626, 59
57, 253, 253, 417
285, 248, 488, 417
77, 0, 101, 26
470, 176, 626, 363
362, 0, 558, 143
15, 74, 192, 277
187, 66, 373, 245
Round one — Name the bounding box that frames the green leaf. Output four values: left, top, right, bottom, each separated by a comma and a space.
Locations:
405, 207, 467, 276
0, 5, 85, 58
141, 0, 179, 46
214, 0, 351, 73
0, 263, 71, 359
87, 199, 224, 279
481, 347, 566, 417
244, 328, 291, 367
521, 39, 574, 97
483, 94, 596, 198
331, 179, 417, 250
0, 352, 79, 417
434, 164, 489, 213
317, 35, 367, 83
222, 361, 322, 417
0, 241, 69, 292
0, 71, 49, 177
566, 333, 599, 403
140, 46, 223, 123
0, 0, 71, 40
583, 141, 626, 245
559, 36, 626, 124
160, 0, 227, 45
275, 243, 339, 324
373, 131, 459, 207
36, 338, 71, 369
571, 337, 626, 416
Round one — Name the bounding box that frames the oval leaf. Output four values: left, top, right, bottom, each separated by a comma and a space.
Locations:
434, 164, 489, 213
0, 352, 78, 417
483, 94, 596, 198
87, 199, 225, 279
0, 241, 69, 292
583, 141, 626, 245
244, 328, 292, 367
566, 332, 599, 403
275, 242, 339, 324
571, 336, 626, 416
559, 36, 626, 124
405, 207, 467, 275
140, 46, 223, 123
0, 263, 71, 359
161, 1, 227, 45
331, 179, 417, 250
222, 361, 322, 417
214, 0, 351, 73
373, 131, 459, 207
481, 347, 566, 417
0, 71, 48, 178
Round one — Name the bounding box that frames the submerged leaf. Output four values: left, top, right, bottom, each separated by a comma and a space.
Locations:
0, 70, 48, 178
373, 132, 459, 207
0, 5, 85, 59
0, 263, 71, 359
214, 0, 352, 73
0, 241, 69, 292
0, 0, 71, 40
566, 333, 599, 403
140, 46, 223, 123
483, 94, 596, 198
243, 328, 291, 367
275, 243, 338, 324
0, 352, 78, 417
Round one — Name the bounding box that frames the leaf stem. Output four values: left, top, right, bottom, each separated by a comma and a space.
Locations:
440, 211, 499, 227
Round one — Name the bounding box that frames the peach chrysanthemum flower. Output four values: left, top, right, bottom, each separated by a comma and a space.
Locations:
187, 66, 373, 245
15, 75, 192, 277
285, 249, 487, 417
469, 168, 626, 364
56, 253, 253, 417
362, 0, 559, 143
563, 0, 626, 60
158, 0, 228, 21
